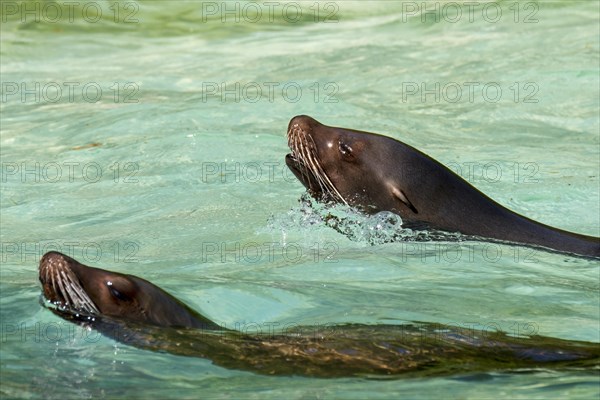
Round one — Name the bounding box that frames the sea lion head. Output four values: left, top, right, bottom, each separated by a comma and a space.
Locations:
39, 251, 211, 328
285, 115, 421, 216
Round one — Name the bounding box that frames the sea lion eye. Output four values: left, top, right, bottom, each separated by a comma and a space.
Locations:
109, 287, 129, 301
107, 281, 130, 301
338, 141, 353, 156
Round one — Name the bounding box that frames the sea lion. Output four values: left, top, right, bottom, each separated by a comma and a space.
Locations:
39, 252, 599, 378
39, 251, 220, 330
285, 115, 600, 258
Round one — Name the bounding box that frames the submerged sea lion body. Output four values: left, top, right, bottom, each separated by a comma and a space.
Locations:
285, 115, 599, 258
39, 252, 599, 378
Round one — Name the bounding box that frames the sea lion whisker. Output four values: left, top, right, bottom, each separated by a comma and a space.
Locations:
304, 139, 346, 204
313, 157, 346, 204
61, 269, 99, 315
302, 131, 347, 204
289, 124, 347, 205
44, 261, 51, 290
61, 269, 88, 312
287, 126, 296, 150
292, 131, 309, 183
291, 119, 359, 201
297, 131, 328, 195
289, 126, 300, 154
57, 270, 74, 308
305, 153, 329, 195
61, 270, 87, 311
297, 131, 319, 192
65, 276, 95, 314
49, 264, 58, 300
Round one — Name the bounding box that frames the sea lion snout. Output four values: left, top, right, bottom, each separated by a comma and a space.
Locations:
287, 115, 319, 135
40, 251, 70, 269
39, 251, 100, 316
39, 251, 68, 287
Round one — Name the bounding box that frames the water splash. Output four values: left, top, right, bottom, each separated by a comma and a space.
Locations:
269, 193, 465, 246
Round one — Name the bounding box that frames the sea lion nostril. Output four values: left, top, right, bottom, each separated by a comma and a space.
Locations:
287, 115, 318, 134
41, 251, 68, 264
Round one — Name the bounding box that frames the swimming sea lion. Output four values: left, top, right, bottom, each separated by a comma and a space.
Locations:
285, 115, 600, 258
39, 251, 220, 330
39, 252, 599, 378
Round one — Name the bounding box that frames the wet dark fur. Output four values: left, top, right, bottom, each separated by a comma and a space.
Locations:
40, 252, 599, 378
285, 115, 600, 258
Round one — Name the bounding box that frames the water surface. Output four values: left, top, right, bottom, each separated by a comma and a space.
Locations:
1, 1, 599, 399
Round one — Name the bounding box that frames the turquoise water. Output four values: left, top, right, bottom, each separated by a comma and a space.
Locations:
1, 0, 599, 398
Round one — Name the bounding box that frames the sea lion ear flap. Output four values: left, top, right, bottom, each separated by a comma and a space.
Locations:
391, 186, 418, 214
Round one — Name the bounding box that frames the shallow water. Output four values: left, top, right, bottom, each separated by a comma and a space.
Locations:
1, 1, 599, 399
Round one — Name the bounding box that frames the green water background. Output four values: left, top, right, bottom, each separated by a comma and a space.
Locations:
1, 1, 599, 399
